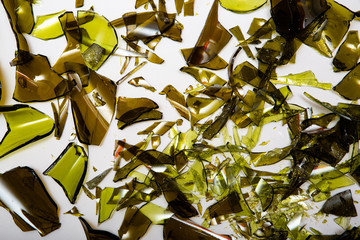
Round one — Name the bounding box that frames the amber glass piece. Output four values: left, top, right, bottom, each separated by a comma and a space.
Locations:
138, 121, 177, 135
334, 64, 360, 100
31, 10, 65, 40
44, 143, 88, 204
137, 150, 174, 165
52, 96, 69, 139
128, 77, 156, 92
75, 0, 84, 8
123, 36, 164, 64
14, 54, 74, 102
116, 97, 160, 129
220, 0, 267, 13
333, 31, 360, 72
152, 171, 198, 218
0, 167, 60, 236
321, 190, 357, 217
160, 85, 193, 121
185, 0, 231, 69
248, 18, 272, 39
184, 0, 195, 16
207, 192, 243, 218
175, 0, 184, 14
0, 105, 54, 158
118, 206, 152, 240
64, 206, 83, 217
230, 26, 254, 59
270, 0, 328, 40
164, 217, 231, 240
71, 70, 116, 145
79, 217, 118, 240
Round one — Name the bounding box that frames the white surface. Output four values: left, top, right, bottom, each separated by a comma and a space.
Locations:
0, 0, 360, 239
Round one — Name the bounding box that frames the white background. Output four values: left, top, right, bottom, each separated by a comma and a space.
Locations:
1, 0, 360, 239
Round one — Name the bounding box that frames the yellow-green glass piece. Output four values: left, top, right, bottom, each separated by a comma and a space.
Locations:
0, 105, 54, 159
31, 10, 65, 40
139, 202, 173, 225
99, 187, 130, 223
78, 11, 118, 70
220, 0, 267, 13
334, 63, 360, 100
271, 71, 332, 90
44, 143, 88, 204
333, 31, 360, 72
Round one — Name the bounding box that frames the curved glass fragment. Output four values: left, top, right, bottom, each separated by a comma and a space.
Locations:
333, 31, 360, 72
0, 105, 54, 158
99, 187, 130, 223
31, 10, 65, 40
44, 143, 88, 204
220, 0, 267, 13
334, 64, 360, 100
0, 167, 60, 236
79, 217, 118, 240
320, 190, 357, 217
118, 206, 152, 240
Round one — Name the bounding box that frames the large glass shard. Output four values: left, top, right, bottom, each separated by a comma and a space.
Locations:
71, 70, 117, 145
14, 54, 74, 102
270, 0, 329, 40
77, 11, 118, 70
219, 0, 267, 13
0, 105, 54, 158
118, 206, 152, 240
31, 10, 65, 40
44, 143, 88, 204
183, 0, 231, 69
333, 31, 360, 72
79, 217, 118, 240
334, 63, 360, 100
98, 187, 130, 223
164, 217, 231, 240
116, 97, 161, 129
0, 167, 60, 236
207, 192, 243, 219
320, 190, 357, 217
271, 71, 332, 90
140, 202, 173, 225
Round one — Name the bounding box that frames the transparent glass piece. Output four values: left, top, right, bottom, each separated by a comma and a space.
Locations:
230, 25, 254, 59
99, 187, 130, 223
140, 202, 173, 225
220, 0, 267, 13
128, 77, 156, 92
44, 143, 88, 204
333, 31, 360, 72
271, 71, 332, 90
0, 167, 60, 236
0, 105, 54, 158
118, 206, 152, 240
31, 10, 65, 40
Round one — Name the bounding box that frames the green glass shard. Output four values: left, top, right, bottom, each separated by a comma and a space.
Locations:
71, 70, 117, 145
44, 143, 88, 204
301, 113, 337, 130
114, 160, 142, 182
334, 63, 360, 100
79, 217, 118, 240
51, 96, 70, 139
123, 36, 164, 64
139, 202, 173, 225
14, 54, 74, 102
0, 167, 60, 236
0, 105, 54, 158
86, 168, 112, 189
334, 216, 351, 230
186, 95, 225, 124
207, 192, 243, 219
118, 206, 152, 240
184, 0, 231, 70
247, 18, 272, 39
333, 31, 360, 72
99, 187, 130, 223
137, 121, 178, 135
255, 178, 273, 211
321, 190, 357, 217
220, 0, 267, 13
116, 97, 161, 129
175, 0, 184, 14
250, 146, 292, 167
64, 206, 83, 217
75, 0, 84, 8
31, 10, 65, 40
181, 66, 227, 87
271, 71, 332, 90
230, 25, 254, 59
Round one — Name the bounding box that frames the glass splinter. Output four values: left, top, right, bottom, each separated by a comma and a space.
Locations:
86, 167, 112, 189
0, 167, 60, 236
0, 105, 54, 158
79, 217, 118, 240
44, 143, 88, 204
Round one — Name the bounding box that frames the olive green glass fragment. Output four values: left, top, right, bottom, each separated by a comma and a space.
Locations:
99, 187, 130, 223
0, 105, 54, 158
128, 77, 156, 92
248, 18, 272, 39
271, 71, 332, 90
230, 26, 254, 59
0, 167, 60, 236
14, 54, 74, 102
140, 202, 173, 225
182, 48, 228, 70
123, 36, 164, 64
320, 190, 357, 217
51, 96, 70, 139
86, 168, 112, 189
117, 62, 147, 85
79, 217, 118, 240
164, 217, 231, 240
334, 217, 350, 230
187, 95, 225, 124
176, 159, 207, 195
64, 206, 83, 217
302, 0, 354, 57
118, 206, 152, 240
132, 109, 162, 124
207, 192, 243, 219
152, 171, 198, 218
78, 11, 118, 70
333, 31, 360, 72
44, 143, 88, 204
31, 10, 65, 40
175, 0, 184, 14
220, 0, 267, 13
334, 63, 360, 100
138, 121, 178, 135
181, 66, 227, 87
114, 160, 142, 182
184, 0, 231, 69
116, 97, 161, 129
71, 70, 116, 145
301, 113, 337, 130
251, 146, 291, 167
255, 178, 273, 211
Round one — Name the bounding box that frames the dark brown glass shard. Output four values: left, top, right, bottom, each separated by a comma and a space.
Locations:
118, 206, 152, 240
116, 97, 160, 129
164, 217, 231, 240
0, 167, 60, 236
79, 217, 118, 240
321, 190, 357, 217
270, 0, 329, 40
333, 31, 360, 72
207, 192, 243, 218
152, 171, 198, 218
184, 0, 231, 69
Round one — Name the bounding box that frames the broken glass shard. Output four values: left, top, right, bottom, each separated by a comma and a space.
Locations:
31, 10, 65, 40
333, 31, 360, 72
321, 190, 357, 217
118, 206, 152, 240
44, 143, 88, 204
219, 0, 267, 13
79, 217, 118, 240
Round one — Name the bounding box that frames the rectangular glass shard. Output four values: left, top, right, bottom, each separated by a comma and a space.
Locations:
0, 167, 60, 236
333, 31, 360, 72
